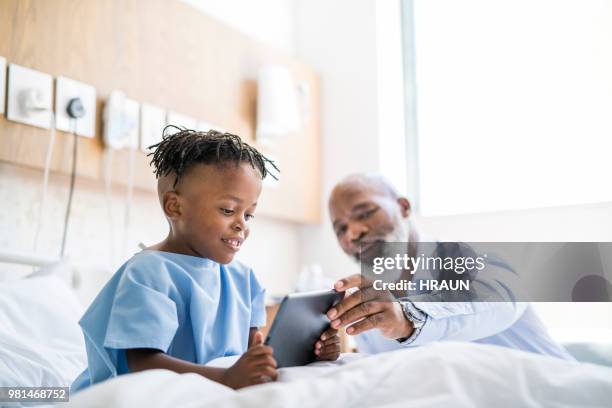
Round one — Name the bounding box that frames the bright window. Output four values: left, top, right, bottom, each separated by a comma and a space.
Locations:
412, 0, 612, 215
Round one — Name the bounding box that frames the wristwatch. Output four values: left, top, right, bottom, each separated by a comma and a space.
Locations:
396, 301, 427, 344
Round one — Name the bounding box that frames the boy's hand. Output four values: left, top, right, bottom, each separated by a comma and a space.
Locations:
314, 327, 341, 361
221, 331, 278, 389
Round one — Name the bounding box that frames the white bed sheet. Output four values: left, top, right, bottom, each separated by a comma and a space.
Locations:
67, 342, 612, 408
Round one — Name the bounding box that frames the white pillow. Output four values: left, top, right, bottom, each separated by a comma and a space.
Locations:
0, 275, 87, 387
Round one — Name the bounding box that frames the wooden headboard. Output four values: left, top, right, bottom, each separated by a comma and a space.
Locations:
0, 0, 321, 223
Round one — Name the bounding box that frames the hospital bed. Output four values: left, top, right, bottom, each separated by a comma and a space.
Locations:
1, 249, 612, 408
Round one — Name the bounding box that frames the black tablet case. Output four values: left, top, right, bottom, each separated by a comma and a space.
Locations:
264, 290, 344, 367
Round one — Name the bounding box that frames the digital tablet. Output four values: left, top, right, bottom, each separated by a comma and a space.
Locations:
264, 290, 344, 368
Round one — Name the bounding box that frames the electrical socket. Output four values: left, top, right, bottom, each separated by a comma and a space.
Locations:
55, 76, 97, 137
166, 111, 197, 130
0, 56, 6, 114
6, 64, 53, 129
140, 103, 166, 152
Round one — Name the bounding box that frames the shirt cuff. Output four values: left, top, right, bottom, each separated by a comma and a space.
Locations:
402, 312, 448, 346
397, 324, 424, 346
397, 301, 427, 346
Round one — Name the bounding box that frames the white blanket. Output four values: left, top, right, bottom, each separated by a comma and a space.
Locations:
67, 342, 612, 408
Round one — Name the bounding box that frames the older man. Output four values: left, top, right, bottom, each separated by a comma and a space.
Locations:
326, 173, 573, 359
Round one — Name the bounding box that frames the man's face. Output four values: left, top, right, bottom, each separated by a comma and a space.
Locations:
329, 182, 410, 264
170, 162, 262, 264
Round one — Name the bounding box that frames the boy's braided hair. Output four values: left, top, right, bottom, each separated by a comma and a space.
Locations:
148, 126, 279, 188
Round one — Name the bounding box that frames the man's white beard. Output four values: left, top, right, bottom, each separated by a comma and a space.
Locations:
380, 219, 411, 282
352, 219, 412, 265
384, 218, 411, 243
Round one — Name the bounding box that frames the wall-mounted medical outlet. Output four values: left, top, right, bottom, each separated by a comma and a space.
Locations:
6, 64, 53, 129
55, 76, 97, 138
140, 103, 166, 152
166, 111, 197, 130
0, 56, 6, 115
103, 90, 140, 150
124, 98, 140, 149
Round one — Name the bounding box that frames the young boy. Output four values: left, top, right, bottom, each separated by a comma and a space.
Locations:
71, 128, 340, 392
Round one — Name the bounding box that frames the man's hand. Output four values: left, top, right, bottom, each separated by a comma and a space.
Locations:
314, 327, 341, 361
327, 274, 414, 340
221, 331, 278, 389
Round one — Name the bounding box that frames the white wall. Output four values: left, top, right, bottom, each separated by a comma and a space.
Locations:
415, 202, 612, 242
181, 0, 296, 54
376, 0, 408, 196
294, 0, 382, 281
294, 0, 410, 281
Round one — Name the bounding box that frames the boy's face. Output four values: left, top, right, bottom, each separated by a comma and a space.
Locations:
166, 162, 263, 264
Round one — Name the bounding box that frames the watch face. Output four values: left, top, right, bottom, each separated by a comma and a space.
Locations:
403, 302, 426, 328
412, 318, 426, 329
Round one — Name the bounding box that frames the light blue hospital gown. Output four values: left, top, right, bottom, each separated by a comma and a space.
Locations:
71, 250, 266, 392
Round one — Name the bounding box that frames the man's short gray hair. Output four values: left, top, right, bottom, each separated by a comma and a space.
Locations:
334, 173, 401, 199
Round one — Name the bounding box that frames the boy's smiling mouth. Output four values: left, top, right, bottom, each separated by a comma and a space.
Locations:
221, 237, 243, 251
